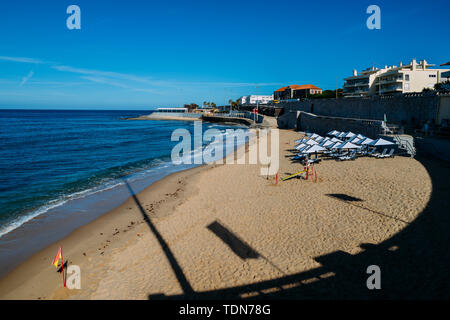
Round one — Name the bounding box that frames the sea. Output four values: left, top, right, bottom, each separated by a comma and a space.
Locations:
0, 109, 248, 276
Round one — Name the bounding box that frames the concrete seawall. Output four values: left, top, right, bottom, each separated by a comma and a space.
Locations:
295, 111, 384, 137
277, 111, 384, 137
278, 93, 450, 127
127, 112, 202, 121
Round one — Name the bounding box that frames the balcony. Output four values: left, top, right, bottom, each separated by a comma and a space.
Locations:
378, 86, 403, 94
344, 82, 369, 88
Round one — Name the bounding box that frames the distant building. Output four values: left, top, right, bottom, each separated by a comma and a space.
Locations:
441, 62, 450, 80
239, 95, 273, 105
274, 85, 322, 100
344, 59, 450, 97
343, 67, 386, 97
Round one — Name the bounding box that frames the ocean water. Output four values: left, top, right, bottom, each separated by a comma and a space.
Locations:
0, 109, 247, 239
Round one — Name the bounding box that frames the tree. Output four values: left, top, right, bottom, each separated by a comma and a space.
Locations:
434, 80, 450, 92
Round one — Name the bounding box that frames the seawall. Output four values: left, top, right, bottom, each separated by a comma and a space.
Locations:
277, 93, 450, 127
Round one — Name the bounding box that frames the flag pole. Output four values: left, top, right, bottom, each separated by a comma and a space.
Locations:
61, 247, 65, 287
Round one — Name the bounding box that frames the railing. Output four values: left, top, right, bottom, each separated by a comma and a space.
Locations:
225, 111, 264, 124
392, 134, 416, 157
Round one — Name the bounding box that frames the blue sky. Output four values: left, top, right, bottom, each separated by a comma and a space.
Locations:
0, 0, 449, 109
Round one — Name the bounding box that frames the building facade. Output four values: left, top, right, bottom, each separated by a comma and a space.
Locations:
239, 95, 273, 105
274, 85, 322, 100
344, 59, 450, 97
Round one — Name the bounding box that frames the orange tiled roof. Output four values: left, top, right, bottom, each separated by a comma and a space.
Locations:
275, 84, 322, 92
289, 84, 322, 90
274, 86, 289, 92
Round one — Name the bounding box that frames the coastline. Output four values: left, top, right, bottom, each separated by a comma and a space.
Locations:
0, 123, 254, 299
2, 122, 447, 299
0, 163, 211, 299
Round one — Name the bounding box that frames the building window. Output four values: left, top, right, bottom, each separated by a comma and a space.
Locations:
405, 74, 410, 81
429, 74, 436, 78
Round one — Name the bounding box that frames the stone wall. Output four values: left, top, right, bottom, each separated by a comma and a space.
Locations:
297, 112, 384, 138
278, 93, 450, 126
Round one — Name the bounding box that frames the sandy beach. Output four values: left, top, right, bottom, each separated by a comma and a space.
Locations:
1, 118, 449, 300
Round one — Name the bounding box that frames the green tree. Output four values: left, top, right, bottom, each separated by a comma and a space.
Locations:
434, 80, 450, 92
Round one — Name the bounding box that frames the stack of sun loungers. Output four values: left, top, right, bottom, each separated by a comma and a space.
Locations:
292, 131, 396, 163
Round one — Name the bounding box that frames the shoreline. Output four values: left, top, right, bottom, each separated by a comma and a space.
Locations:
0, 119, 251, 281
0, 160, 202, 279
0, 163, 211, 299
0, 127, 255, 299
1, 122, 447, 299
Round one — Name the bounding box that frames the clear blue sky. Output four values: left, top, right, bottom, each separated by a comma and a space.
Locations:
0, 0, 449, 109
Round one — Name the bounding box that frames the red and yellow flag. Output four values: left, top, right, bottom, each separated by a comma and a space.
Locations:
52, 246, 63, 268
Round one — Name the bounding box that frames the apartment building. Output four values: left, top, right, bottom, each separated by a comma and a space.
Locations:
344, 59, 450, 97
239, 95, 273, 105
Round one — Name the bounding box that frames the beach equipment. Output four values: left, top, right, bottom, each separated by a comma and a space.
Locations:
298, 145, 311, 153
321, 140, 335, 148
344, 132, 356, 139
356, 134, 366, 140
304, 144, 326, 154
331, 137, 343, 143
306, 139, 319, 146
310, 133, 320, 139
349, 137, 362, 144
294, 138, 308, 145
52, 246, 65, 287
338, 150, 358, 161
295, 143, 307, 150
282, 169, 306, 181
316, 137, 325, 144
313, 135, 324, 142
337, 141, 361, 150
377, 149, 395, 158
372, 148, 388, 157
368, 138, 395, 147
360, 137, 374, 145
330, 142, 342, 149
328, 130, 340, 136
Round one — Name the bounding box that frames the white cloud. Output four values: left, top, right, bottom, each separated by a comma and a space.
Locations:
0, 56, 44, 64
20, 70, 34, 86
3, 56, 282, 95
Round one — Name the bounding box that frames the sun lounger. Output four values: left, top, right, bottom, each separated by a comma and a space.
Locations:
307, 158, 322, 165
377, 149, 395, 158
338, 150, 357, 161
364, 148, 376, 157
371, 148, 386, 157
292, 154, 307, 161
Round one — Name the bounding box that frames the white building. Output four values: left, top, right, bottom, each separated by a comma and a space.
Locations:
344, 59, 450, 97
239, 95, 273, 105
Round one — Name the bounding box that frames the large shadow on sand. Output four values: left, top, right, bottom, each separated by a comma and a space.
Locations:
126, 154, 450, 300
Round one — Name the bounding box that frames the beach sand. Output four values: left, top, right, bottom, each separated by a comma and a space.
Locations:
1, 118, 448, 300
